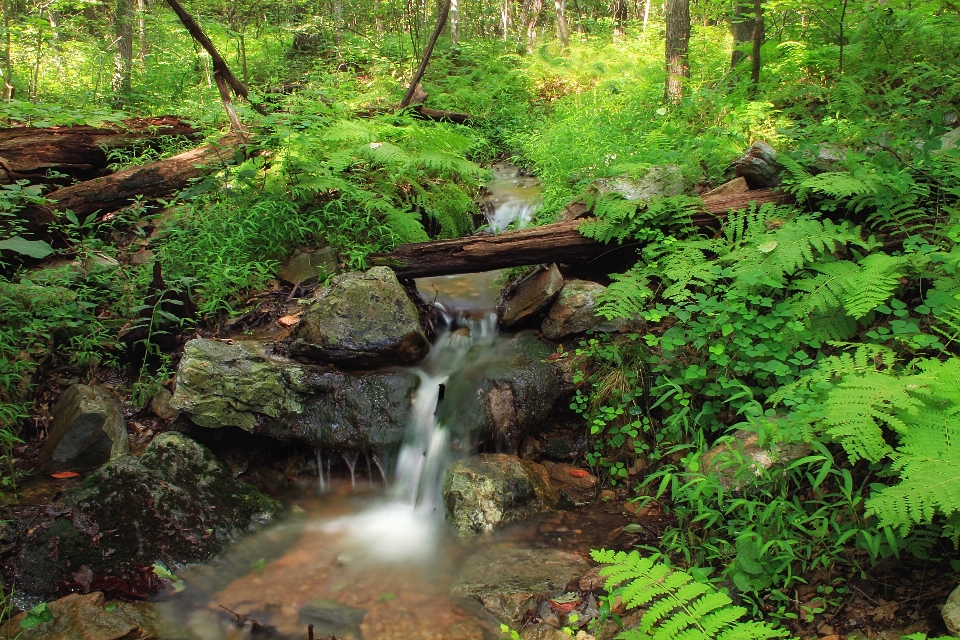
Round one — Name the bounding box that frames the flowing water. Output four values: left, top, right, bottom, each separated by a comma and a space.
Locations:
151, 165, 564, 640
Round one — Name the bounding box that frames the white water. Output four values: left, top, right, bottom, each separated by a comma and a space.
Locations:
484, 162, 542, 232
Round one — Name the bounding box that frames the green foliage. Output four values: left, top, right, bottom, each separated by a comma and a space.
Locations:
592, 549, 788, 640
20, 601, 52, 629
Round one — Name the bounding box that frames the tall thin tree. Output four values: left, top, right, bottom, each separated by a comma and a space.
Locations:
399, 0, 451, 109
664, 0, 689, 102
555, 0, 568, 47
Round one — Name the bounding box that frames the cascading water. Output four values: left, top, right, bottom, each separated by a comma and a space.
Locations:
484, 162, 542, 232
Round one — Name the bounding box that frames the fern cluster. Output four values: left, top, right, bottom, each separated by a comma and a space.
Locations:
592, 550, 788, 640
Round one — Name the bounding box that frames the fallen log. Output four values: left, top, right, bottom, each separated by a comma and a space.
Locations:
0, 117, 200, 183
369, 188, 794, 279
27, 133, 244, 232
354, 104, 474, 124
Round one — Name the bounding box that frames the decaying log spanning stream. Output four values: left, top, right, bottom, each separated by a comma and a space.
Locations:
369, 188, 795, 279
0, 117, 199, 183
27, 133, 244, 231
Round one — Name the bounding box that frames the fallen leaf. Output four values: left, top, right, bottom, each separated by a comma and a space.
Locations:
51, 471, 80, 479
278, 315, 300, 327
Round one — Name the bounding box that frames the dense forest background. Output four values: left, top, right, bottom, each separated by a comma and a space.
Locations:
1, 0, 960, 636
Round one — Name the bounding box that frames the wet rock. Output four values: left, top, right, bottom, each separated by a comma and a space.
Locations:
0, 592, 161, 640
277, 246, 339, 286
499, 264, 564, 328
148, 388, 179, 421
172, 338, 419, 450
453, 546, 591, 623
704, 176, 749, 196
541, 280, 637, 340
300, 598, 365, 640
521, 624, 572, 640
443, 454, 557, 535
543, 460, 596, 508
17, 433, 278, 599
439, 331, 565, 451
733, 142, 783, 189
943, 583, 960, 634
940, 127, 960, 153
701, 429, 811, 490
541, 436, 576, 461
597, 165, 684, 202
37, 384, 129, 472
290, 266, 429, 368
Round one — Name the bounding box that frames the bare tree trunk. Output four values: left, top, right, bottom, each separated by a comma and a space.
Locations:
525, 0, 543, 48
642, 0, 651, 33
751, 0, 762, 84
555, 0, 568, 47
29, 20, 42, 101
613, 0, 626, 36
137, 0, 147, 60
112, 0, 134, 106
664, 0, 689, 102
729, 0, 754, 67
450, 0, 459, 46
1, 0, 13, 99
399, 0, 451, 109
163, 0, 266, 114
501, 0, 510, 40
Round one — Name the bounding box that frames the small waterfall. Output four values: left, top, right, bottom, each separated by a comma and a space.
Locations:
392, 312, 498, 511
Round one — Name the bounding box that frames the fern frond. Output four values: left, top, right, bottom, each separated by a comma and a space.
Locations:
591, 550, 787, 640
841, 253, 909, 319
798, 172, 875, 198
596, 266, 653, 320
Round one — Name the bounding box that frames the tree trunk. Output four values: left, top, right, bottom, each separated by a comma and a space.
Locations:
1, 0, 13, 99
370, 189, 795, 278
27, 134, 244, 232
450, 0, 460, 47
137, 0, 147, 60
525, 0, 543, 48
112, 0, 134, 105
664, 0, 690, 103
642, 0, 651, 33
0, 116, 200, 183
613, 0, 626, 36
729, 0, 754, 67
751, 0, 762, 84
555, 0, 568, 47
399, 0, 452, 109
163, 0, 266, 115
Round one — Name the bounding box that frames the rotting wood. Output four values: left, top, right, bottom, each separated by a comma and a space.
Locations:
0, 117, 200, 182
369, 188, 794, 279
26, 133, 244, 233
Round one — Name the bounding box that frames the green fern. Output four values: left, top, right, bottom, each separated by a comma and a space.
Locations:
841, 253, 910, 319
591, 550, 788, 640
596, 266, 654, 320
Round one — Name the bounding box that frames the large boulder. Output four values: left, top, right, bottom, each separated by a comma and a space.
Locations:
452, 546, 590, 623
172, 338, 419, 451
700, 429, 811, 491
732, 142, 783, 189
541, 280, 638, 340
597, 165, 684, 202
443, 453, 556, 535
37, 384, 129, 472
943, 583, 960, 634
290, 266, 429, 368
438, 331, 565, 452
0, 592, 161, 640
15, 433, 278, 599
499, 264, 564, 328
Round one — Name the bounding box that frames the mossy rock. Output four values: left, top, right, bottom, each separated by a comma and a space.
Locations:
15, 433, 278, 599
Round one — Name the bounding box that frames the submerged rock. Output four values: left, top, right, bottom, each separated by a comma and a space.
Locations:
16, 433, 278, 599
439, 331, 565, 452
453, 546, 590, 623
541, 280, 637, 340
0, 592, 161, 640
172, 338, 419, 450
499, 264, 564, 328
299, 598, 365, 640
290, 266, 429, 368
443, 453, 556, 535
37, 384, 129, 472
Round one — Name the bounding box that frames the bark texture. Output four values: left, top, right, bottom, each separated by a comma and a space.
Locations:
664, 0, 690, 102
399, 0, 452, 109
370, 189, 794, 278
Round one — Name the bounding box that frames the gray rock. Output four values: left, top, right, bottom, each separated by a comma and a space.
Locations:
148, 388, 179, 421
172, 338, 419, 451
0, 592, 161, 640
453, 546, 590, 623
439, 331, 565, 452
541, 280, 637, 340
499, 264, 563, 328
443, 453, 556, 535
597, 164, 684, 201
300, 598, 365, 640
940, 127, 960, 153
277, 246, 339, 286
943, 583, 960, 634
733, 142, 783, 189
17, 433, 278, 599
701, 429, 811, 491
291, 266, 429, 368
37, 384, 129, 472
